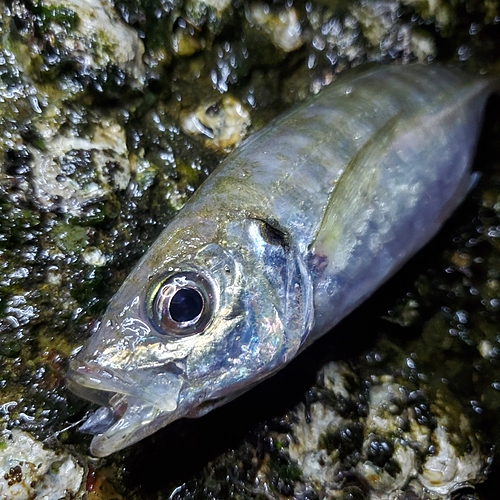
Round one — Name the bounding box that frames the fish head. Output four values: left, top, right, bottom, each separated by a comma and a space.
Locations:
67, 213, 313, 456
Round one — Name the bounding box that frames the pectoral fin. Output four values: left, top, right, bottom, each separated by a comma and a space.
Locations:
311, 111, 404, 260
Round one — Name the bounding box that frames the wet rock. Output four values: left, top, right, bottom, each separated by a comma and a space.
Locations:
246, 2, 303, 53
7, 0, 145, 91
0, 429, 84, 499
288, 362, 490, 499
180, 95, 251, 151
29, 117, 131, 215
353, 2, 436, 62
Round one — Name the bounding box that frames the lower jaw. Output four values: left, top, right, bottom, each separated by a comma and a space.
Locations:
79, 393, 128, 435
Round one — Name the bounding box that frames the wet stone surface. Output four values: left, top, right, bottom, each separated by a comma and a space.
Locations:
1, 0, 500, 498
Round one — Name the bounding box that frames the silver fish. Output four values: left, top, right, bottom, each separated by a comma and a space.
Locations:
67, 64, 498, 457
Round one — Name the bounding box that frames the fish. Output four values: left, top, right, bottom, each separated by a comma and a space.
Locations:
66, 64, 498, 457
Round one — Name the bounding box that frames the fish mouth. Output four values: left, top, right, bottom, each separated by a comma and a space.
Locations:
66, 362, 184, 457
80, 394, 163, 457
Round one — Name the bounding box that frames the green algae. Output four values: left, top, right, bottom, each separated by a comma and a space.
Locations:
21, 2, 79, 32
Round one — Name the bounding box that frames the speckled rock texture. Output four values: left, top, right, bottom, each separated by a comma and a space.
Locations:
1, 0, 500, 499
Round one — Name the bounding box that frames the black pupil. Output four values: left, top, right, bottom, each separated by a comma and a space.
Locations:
169, 288, 203, 323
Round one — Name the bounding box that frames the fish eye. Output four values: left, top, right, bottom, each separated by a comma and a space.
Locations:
151, 272, 214, 337
169, 288, 203, 322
